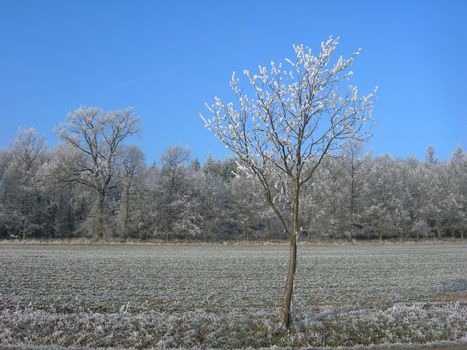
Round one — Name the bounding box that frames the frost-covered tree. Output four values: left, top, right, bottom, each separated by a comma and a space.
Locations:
403, 157, 431, 240
135, 163, 162, 239
56, 107, 140, 239
202, 37, 376, 327
424, 146, 446, 238
200, 158, 238, 240
158, 145, 191, 240
321, 158, 348, 239
116, 145, 146, 239
176, 163, 206, 239
341, 140, 366, 240
0, 128, 48, 240
230, 174, 267, 241
42, 144, 93, 238
0, 150, 11, 238
360, 155, 406, 240
444, 146, 466, 238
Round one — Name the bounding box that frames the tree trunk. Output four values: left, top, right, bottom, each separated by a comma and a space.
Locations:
21, 221, 27, 242
96, 190, 105, 239
378, 217, 383, 241
165, 210, 172, 242
21, 191, 30, 241
122, 185, 130, 240
267, 218, 271, 241
203, 220, 210, 243
349, 166, 355, 241
281, 233, 297, 328
280, 178, 299, 328
401, 220, 407, 242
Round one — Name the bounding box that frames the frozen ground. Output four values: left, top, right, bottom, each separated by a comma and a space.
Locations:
0, 241, 465, 349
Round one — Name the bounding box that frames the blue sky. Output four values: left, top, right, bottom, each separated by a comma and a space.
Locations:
0, 0, 466, 163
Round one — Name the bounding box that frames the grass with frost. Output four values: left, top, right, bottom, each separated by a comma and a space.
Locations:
0, 242, 465, 348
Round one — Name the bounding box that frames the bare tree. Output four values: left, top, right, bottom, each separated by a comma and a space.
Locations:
202, 37, 376, 327
10, 128, 47, 240
231, 174, 266, 241
342, 139, 366, 240
161, 145, 191, 191
56, 107, 140, 239
159, 145, 191, 240
118, 145, 145, 240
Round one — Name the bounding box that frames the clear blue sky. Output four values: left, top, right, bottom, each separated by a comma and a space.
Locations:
1, 0, 466, 163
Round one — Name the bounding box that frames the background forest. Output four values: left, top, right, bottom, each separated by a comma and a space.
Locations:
0, 122, 465, 242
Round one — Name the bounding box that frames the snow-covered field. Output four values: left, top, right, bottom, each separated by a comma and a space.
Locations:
0, 242, 465, 349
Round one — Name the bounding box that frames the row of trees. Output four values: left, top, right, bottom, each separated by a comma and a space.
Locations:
0, 125, 465, 241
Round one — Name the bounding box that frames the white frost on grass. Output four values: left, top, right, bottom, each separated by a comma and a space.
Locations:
0, 302, 465, 349
0, 242, 465, 348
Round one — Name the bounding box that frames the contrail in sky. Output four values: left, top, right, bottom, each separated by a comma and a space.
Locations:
116, 75, 156, 87
116, 69, 177, 87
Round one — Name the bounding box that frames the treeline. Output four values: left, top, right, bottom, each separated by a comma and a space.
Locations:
0, 123, 465, 241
